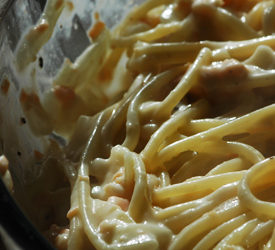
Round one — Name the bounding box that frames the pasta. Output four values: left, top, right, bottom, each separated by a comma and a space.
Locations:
6, 0, 275, 249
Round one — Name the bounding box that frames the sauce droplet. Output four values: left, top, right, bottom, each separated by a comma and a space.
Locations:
1, 78, 10, 95
89, 21, 105, 40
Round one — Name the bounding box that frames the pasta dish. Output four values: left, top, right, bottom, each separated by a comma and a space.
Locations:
2, 0, 275, 249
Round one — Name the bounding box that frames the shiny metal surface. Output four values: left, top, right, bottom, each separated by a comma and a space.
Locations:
0, 0, 14, 20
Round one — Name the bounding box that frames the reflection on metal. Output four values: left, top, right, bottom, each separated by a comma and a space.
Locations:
0, 0, 14, 21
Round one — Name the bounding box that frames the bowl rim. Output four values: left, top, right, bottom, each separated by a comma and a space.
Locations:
0, 178, 55, 250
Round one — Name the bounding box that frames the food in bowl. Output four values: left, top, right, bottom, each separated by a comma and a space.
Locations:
3, 0, 275, 249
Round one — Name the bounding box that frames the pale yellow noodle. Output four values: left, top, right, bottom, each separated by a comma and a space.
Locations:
193, 214, 250, 250
152, 171, 245, 204
169, 197, 246, 250
238, 157, 275, 220
213, 218, 260, 249
158, 105, 274, 164
245, 220, 275, 248
123, 68, 183, 151
206, 158, 247, 176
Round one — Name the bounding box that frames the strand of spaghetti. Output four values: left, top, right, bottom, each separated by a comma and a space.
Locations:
238, 157, 275, 219
131, 41, 223, 57
111, 146, 149, 222
78, 111, 149, 247
77, 112, 111, 250
242, 71, 275, 89
125, 150, 149, 222
112, 21, 185, 47
213, 35, 275, 60
154, 198, 199, 221
101, 94, 136, 152
152, 171, 245, 203
168, 197, 246, 250
158, 140, 263, 177
154, 182, 238, 220
192, 5, 258, 40
15, 0, 65, 71
244, 45, 274, 69
206, 158, 247, 176
266, 226, 275, 249
163, 150, 194, 174
116, 1, 258, 47
141, 100, 208, 168
245, 220, 275, 248
67, 149, 89, 250
225, 142, 265, 165
161, 14, 197, 43
263, 3, 275, 35
128, 41, 209, 71
123, 151, 135, 195
134, 35, 275, 57
109, 223, 172, 249
113, 0, 174, 36
246, 1, 270, 30
182, 118, 227, 134
123, 68, 183, 150
213, 218, 260, 249
169, 152, 225, 183
210, 34, 275, 62
86, 106, 118, 160
158, 104, 275, 164
83, 108, 114, 159
159, 171, 171, 187
163, 184, 239, 233
155, 47, 212, 119
176, 142, 263, 179
227, 0, 264, 11
67, 182, 86, 250
193, 214, 249, 250
129, 35, 275, 71
67, 216, 87, 250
